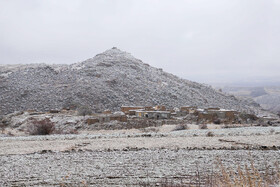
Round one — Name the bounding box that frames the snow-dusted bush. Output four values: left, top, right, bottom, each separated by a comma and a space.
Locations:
172, 124, 189, 131
27, 118, 55, 135
199, 124, 208, 129
77, 106, 92, 116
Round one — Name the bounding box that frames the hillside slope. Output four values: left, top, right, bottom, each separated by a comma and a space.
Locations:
221, 86, 280, 114
0, 48, 271, 116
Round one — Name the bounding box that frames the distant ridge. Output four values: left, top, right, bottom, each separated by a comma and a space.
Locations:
0, 47, 273, 117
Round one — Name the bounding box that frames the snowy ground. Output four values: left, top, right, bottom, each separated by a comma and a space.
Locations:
1, 126, 280, 186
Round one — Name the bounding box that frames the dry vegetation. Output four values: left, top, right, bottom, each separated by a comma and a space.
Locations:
172, 124, 189, 131
140, 158, 280, 187
27, 118, 78, 135
199, 124, 208, 129
214, 159, 280, 187
27, 118, 55, 135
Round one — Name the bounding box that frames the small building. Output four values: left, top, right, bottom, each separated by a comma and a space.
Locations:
198, 112, 217, 123
128, 110, 137, 116
102, 110, 112, 114
87, 118, 99, 125
144, 106, 154, 111
109, 114, 127, 122
135, 111, 171, 119
121, 106, 144, 114
180, 106, 197, 114
97, 115, 111, 123
154, 105, 166, 111
175, 111, 188, 117
207, 109, 236, 121
197, 108, 237, 123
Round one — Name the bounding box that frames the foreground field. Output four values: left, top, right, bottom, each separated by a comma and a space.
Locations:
1, 150, 279, 186
1, 126, 280, 186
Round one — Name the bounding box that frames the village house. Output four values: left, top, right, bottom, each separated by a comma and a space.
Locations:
175, 110, 188, 117
121, 106, 144, 114
135, 111, 171, 119
87, 112, 127, 124
154, 105, 166, 111
144, 106, 154, 111
197, 108, 237, 124
180, 106, 197, 114
87, 118, 99, 125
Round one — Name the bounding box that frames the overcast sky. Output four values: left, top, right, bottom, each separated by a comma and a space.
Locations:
1, 0, 280, 84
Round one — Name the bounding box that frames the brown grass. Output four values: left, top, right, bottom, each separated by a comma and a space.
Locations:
215, 158, 280, 187
138, 158, 280, 187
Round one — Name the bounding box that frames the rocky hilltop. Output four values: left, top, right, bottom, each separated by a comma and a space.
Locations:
0, 47, 271, 116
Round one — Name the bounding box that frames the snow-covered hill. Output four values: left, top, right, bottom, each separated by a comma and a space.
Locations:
0, 47, 272, 116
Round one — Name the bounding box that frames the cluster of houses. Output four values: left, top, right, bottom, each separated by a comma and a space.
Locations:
50, 105, 245, 125
120, 105, 238, 124
83, 105, 240, 125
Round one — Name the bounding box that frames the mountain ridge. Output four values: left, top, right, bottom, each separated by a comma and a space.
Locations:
0, 47, 274, 117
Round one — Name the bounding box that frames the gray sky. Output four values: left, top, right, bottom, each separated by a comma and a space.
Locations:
1, 0, 280, 84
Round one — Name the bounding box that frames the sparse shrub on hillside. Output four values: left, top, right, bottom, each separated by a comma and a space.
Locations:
0, 116, 9, 133
27, 118, 55, 135
7, 131, 14, 136
223, 124, 238, 129
0, 116, 4, 133
172, 124, 189, 131
206, 131, 214, 137
0, 124, 6, 133
77, 105, 92, 116
199, 124, 208, 129
213, 119, 221, 124
62, 100, 80, 110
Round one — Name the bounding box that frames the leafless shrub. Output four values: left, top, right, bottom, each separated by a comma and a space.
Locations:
62, 100, 80, 110
206, 131, 214, 137
215, 159, 280, 187
172, 124, 189, 131
77, 105, 92, 116
0, 123, 6, 134
222, 124, 238, 129
140, 159, 280, 187
213, 119, 221, 124
0, 116, 9, 134
199, 124, 208, 129
27, 118, 55, 135
7, 131, 14, 136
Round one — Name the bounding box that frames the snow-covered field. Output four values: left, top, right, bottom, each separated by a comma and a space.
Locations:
0, 126, 280, 186
1, 150, 279, 186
